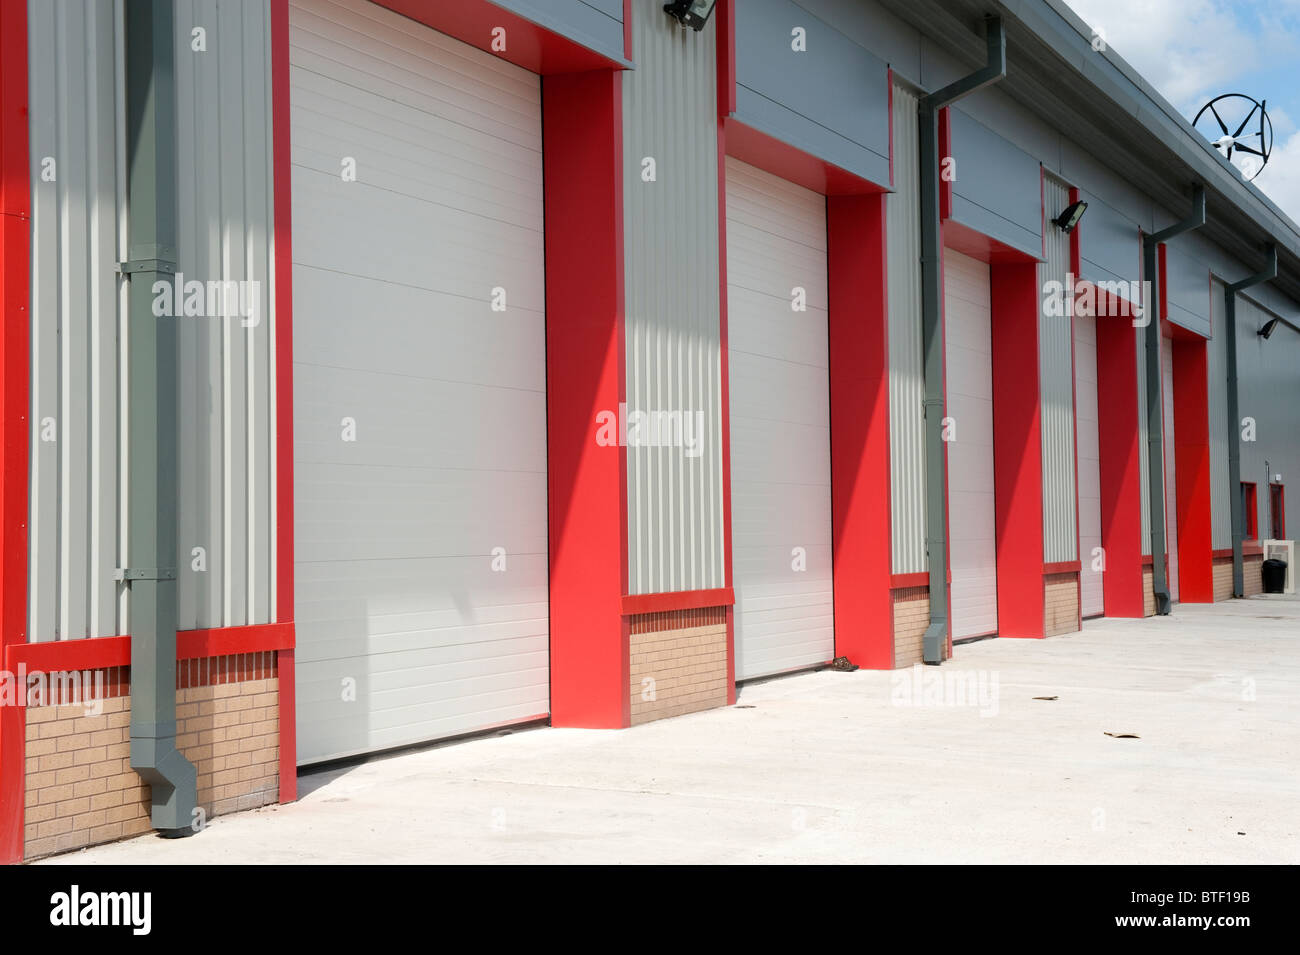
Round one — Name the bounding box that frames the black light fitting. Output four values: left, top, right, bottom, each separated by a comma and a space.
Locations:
664, 0, 717, 32
1053, 200, 1088, 233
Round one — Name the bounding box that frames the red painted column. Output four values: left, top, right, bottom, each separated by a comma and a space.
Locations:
1095, 298, 1145, 617
1173, 337, 1213, 601
828, 194, 893, 669
991, 262, 1045, 638
543, 70, 629, 728
269, 0, 298, 805
0, 0, 30, 864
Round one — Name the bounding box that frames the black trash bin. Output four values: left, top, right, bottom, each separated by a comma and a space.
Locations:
1262, 558, 1288, 593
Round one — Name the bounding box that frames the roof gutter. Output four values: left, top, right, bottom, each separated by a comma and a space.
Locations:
919, 15, 1006, 664
123, 0, 197, 836
1141, 185, 1205, 615
1225, 244, 1278, 596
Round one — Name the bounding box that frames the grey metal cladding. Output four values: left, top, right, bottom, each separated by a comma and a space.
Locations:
1162, 242, 1211, 338
26, 0, 277, 642
1235, 295, 1300, 538
624, 0, 725, 595
887, 81, 926, 575
948, 107, 1043, 259
26, 0, 122, 643
1208, 279, 1230, 550
173, 0, 276, 630
733, 0, 890, 185
493, 0, 624, 62
1040, 175, 1078, 563
1077, 189, 1141, 290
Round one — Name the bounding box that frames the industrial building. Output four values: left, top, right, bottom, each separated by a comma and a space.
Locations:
1, 0, 1297, 862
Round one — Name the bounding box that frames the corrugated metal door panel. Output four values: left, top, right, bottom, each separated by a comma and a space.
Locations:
888, 82, 926, 574
623, 0, 723, 596
1039, 175, 1078, 563
289, 0, 548, 764
1074, 310, 1105, 616
1208, 279, 1231, 549
26, 0, 123, 643
943, 250, 998, 640
725, 158, 834, 681
1162, 334, 1179, 601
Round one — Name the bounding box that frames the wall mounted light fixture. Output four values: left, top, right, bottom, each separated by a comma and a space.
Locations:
1053, 200, 1088, 233
663, 0, 717, 31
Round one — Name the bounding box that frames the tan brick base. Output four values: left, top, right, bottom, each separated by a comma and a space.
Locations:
1244, 554, 1263, 596
1213, 556, 1234, 601
1143, 566, 1156, 616
23, 653, 279, 861
1043, 572, 1080, 636
629, 607, 728, 725
892, 587, 928, 667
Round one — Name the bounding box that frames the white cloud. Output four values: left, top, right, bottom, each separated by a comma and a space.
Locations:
1253, 131, 1300, 224
1064, 0, 1255, 110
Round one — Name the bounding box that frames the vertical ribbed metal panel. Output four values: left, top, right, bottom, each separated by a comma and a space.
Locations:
887, 82, 926, 574
624, 0, 724, 595
1208, 278, 1230, 549
174, 0, 276, 629
1039, 175, 1077, 562
1137, 322, 1151, 553
27, 0, 123, 643
26, 0, 276, 642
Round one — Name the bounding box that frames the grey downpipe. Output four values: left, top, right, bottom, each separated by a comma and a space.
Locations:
1225, 245, 1277, 596
919, 16, 1006, 664
123, 0, 197, 835
1141, 186, 1205, 616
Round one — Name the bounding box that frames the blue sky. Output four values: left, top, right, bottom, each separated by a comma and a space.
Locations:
1063, 0, 1300, 221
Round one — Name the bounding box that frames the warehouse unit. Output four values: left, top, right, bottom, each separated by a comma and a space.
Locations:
3, 0, 1300, 863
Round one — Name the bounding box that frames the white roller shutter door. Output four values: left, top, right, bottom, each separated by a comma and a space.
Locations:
290, 0, 549, 763
725, 158, 834, 681
1075, 310, 1104, 616
944, 250, 998, 640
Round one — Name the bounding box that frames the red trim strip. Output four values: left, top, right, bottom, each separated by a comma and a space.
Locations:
1211, 548, 1233, 559
715, 0, 736, 118
938, 107, 951, 220
1043, 561, 1081, 575
890, 572, 930, 590
722, 117, 886, 196
5, 623, 296, 675
622, 588, 736, 616
0, 0, 30, 866
270, 0, 298, 803
1243, 541, 1263, 557
623, 0, 633, 63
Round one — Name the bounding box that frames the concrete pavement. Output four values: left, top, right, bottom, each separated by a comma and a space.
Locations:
40, 594, 1300, 864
